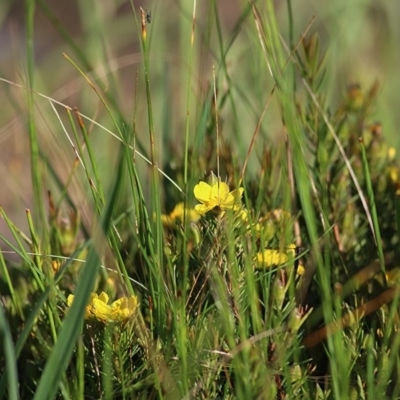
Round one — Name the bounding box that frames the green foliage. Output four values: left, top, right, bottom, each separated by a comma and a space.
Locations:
1, 1, 400, 399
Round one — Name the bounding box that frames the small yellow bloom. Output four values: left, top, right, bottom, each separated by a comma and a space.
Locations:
388, 166, 399, 184
388, 147, 396, 161
52, 260, 61, 272
193, 180, 244, 214
161, 202, 201, 227
296, 262, 305, 276
67, 292, 138, 323
255, 249, 288, 269
90, 292, 112, 321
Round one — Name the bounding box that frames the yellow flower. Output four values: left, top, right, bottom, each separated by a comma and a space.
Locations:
193, 180, 244, 214
255, 249, 288, 269
161, 202, 201, 227
67, 292, 138, 323
296, 262, 305, 276
51, 260, 61, 272
388, 147, 396, 161
90, 292, 112, 321
388, 166, 399, 184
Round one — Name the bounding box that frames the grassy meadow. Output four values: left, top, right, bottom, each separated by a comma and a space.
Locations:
2, 0, 400, 398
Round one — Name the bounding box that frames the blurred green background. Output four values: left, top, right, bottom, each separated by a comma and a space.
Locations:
1, 0, 399, 241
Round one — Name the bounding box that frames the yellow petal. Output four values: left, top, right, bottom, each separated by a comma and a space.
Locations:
110, 297, 124, 310
389, 166, 399, 183
161, 214, 173, 227
127, 295, 138, 311
193, 182, 212, 203
97, 292, 109, 304
210, 182, 230, 202
297, 264, 305, 275
220, 188, 244, 209
110, 295, 138, 321
188, 209, 201, 222
92, 297, 112, 321
195, 203, 213, 214
170, 202, 201, 223
169, 202, 185, 219
67, 294, 75, 307
238, 208, 249, 221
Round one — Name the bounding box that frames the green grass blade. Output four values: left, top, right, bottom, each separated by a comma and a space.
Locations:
359, 137, 386, 283
25, 0, 47, 231
0, 306, 19, 400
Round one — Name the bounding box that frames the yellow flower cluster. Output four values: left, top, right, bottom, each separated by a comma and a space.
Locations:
191, 177, 303, 273
67, 292, 138, 323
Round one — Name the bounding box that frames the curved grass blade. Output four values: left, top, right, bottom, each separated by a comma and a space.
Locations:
0, 306, 18, 400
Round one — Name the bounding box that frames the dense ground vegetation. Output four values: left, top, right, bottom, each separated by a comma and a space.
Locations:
1, 1, 400, 399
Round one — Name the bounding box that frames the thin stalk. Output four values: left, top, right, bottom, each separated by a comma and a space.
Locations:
26, 209, 59, 346
183, 0, 197, 186
26, 209, 43, 273
138, 8, 156, 165
138, 7, 165, 336
71, 109, 105, 202
0, 307, 18, 400
25, 0, 47, 232
359, 137, 387, 285
0, 245, 17, 311
286, 0, 296, 92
